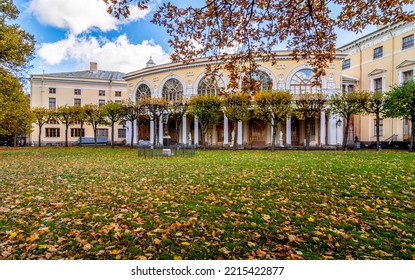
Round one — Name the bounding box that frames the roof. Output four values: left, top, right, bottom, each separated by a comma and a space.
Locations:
35, 70, 126, 81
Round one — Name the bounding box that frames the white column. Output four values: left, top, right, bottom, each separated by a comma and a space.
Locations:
286, 117, 292, 146
223, 115, 229, 146
194, 116, 199, 145
150, 120, 154, 145
320, 111, 326, 146
278, 123, 283, 146
237, 121, 243, 145
159, 117, 163, 145
270, 118, 274, 145
182, 115, 187, 145
328, 114, 337, 145
133, 120, 138, 145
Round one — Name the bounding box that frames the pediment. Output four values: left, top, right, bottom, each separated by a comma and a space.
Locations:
368, 69, 387, 77
397, 60, 415, 69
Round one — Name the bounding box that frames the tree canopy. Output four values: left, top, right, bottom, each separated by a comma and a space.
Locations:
0, 0, 35, 76
103, 0, 414, 88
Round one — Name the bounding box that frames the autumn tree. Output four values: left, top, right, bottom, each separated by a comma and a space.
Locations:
384, 79, 415, 152
103, 0, 414, 86
32, 107, 53, 147
222, 92, 251, 149
254, 90, 292, 151
0, 72, 33, 146
168, 98, 188, 146
328, 91, 369, 150
0, 0, 35, 76
188, 94, 222, 147
84, 104, 106, 147
56, 106, 78, 147
294, 92, 326, 151
365, 91, 385, 151
101, 101, 126, 148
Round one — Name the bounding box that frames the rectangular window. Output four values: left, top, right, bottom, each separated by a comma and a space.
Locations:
74, 120, 81, 125
373, 46, 383, 59
49, 97, 56, 109
403, 118, 409, 135
342, 59, 351, 70
74, 98, 81, 107
115, 91, 122, 97
70, 128, 85, 138
45, 128, 60, 138
402, 34, 414, 50
374, 78, 383, 92
99, 90, 106, 96
99, 99, 105, 107
74, 89, 81, 95
402, 70, 413, 82
374, 119, 383, 137
96, 128, 109, 138
49, 88, 56, 94
118, 128, 126, 138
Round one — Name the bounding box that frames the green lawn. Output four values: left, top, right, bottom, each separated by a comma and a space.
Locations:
0, 147, 414, 260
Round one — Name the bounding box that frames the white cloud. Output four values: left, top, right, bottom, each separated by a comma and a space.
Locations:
37, 34, 171, 73
28, 0, 151, 34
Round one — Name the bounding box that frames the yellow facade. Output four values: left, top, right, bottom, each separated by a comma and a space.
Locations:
124, 53, 345, 147
30, 63, 127, 146
340, 22, 415, 143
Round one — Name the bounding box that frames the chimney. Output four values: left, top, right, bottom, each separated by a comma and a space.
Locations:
90, 62, 98, 72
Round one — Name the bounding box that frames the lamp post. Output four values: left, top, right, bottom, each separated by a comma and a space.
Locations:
336, 117, 342, 146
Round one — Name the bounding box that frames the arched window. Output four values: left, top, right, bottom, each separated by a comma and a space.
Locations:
136, 84, 151, 102
197, 75, 225, 96
162, 78, 183, 101
242, 70, 273, 92
289, 69, 321, 94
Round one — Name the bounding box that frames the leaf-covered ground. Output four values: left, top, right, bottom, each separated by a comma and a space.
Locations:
0, 148, 414, 260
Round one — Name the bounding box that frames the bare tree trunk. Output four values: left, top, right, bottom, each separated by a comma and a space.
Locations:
410, 114, 415, 152
111, 122, 115, 148
13, 134, 17, 147
376, 113, 381, 151
233, 120, 238, 150
271, 124, 277, 152
65, 125, 69, 147
130, 121, 134, 149
305, 118, 310, 151
38, 124, 43, 147
342, 116, 350, 151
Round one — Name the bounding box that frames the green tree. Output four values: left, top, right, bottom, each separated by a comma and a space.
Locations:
0, 0, 35, 76
84, 104, 106, 147
222, 92, 251, 149
254, 90, 293, 151
104, 0, 413, 87
188, 94, 222, 147
101, 101, 126, 148
294, 92, 326, 151
384, 79, 415, 152
365, 91, 385, 151
32, 107, 53, 147
329, 91, 369, 150
0, 72, 33, 146
56, 105, 77, 147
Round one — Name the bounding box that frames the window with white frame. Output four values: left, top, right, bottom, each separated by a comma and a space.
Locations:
49, 97, 56, 109
45, 128, 60, 137
373, 78, 383, 92
402, 70, 414, 82
373, 46, 383, 59
118, 128, 126, 138
99, 90, 106, 96
342, 59, 351, 70
402, 34, 414, 50
74, 89, 81, 95
71, 128, 85, 137
99, 99, 105, 107
374, 119, 383, 137
96, 128, 109, 138
162, 78, 183, 101
49, 88, 56, 94
74, 98, 81, 107
136, 84, 151, 102
197, 75, 225, 96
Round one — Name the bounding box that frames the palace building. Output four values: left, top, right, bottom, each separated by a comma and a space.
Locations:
29, 21, 415, 148
30, 63, 127, 146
